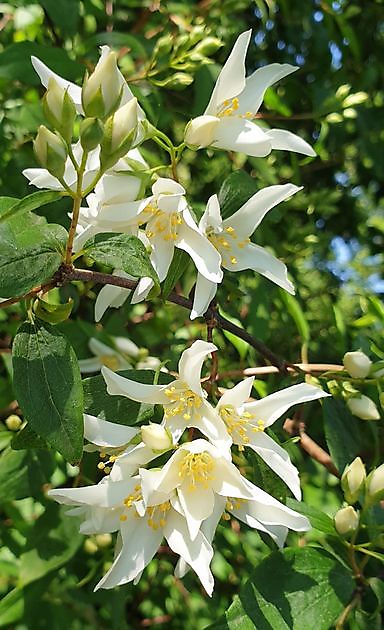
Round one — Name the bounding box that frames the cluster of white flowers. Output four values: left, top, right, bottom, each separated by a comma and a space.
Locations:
50, 340, 328, 593
25, 30, 331, 593
24, 30, 314, 322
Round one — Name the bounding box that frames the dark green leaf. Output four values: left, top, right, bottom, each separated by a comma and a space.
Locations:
0, 42, 82, 85
286, 498, 337, 535
11, 423, 49, 451
12, 320, 84, 464
162, 249, 190, 299
84, 233, 160, 289
0, 448, 54, 501
279, 290, 310, 342
218, 171, 259, 220
83, 369, 173, 425
249, 450, 288, 503
211, 547, 354, 630
0, 212, 67, 298
39, 0, 80, 37
322, 397, 362, 473
19, 503, 83, 586
0, 191, 63, 224
0, 197, 18, 217
0, 587, 24, 627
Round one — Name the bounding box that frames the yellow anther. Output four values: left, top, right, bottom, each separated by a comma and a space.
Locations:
178, 452, 214, 490
225, 226, 236, 235
120, 514, 127, 521
146, 230, 154, 238
222, 512, 231, 521
97, 462, 105, 470
103, 466, 111, 475
230, 256, 238, 264
100, 452, 106, 459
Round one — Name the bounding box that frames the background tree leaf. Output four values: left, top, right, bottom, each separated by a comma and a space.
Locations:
322, 397, 362, 474
0, 190, 63, 224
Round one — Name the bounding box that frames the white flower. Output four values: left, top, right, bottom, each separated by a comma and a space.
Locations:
343, 351, 372, 379
79, 337, 137, 373
102, 340, 231, 453
140, 439, 310, 545
81, 49, 123, 118
49, 471, 214, 594
347, 395, 380, 420
216, 379, 329, 499
141, 423, 173, 451
185, 30, 315, 158
191, 184, 299, 318
83, 413, 139, 452
90, 178, 223, 316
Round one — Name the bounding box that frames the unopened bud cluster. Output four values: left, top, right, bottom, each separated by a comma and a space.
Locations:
34, 50, 139, 183
338, 351, 382, 421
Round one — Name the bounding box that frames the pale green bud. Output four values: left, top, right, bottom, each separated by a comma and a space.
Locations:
95, 533, 112, 548
153, 34, 173, 57
80, 117, 104, 151
5, 414, 22, 431
43, 78, 76, 142
184, 115, 219, 148
341, 457, 366, 503
193, 37, 223, 56
33, 125, 67, 179
84, 539, 98, 555
100, 99, 138, 171
367, 463, 384, 501
347, 395, 380, 420
82, 51, 122, 118
334, 506, 359, 537
343, 351, 372, 378
141, 423, 172, 452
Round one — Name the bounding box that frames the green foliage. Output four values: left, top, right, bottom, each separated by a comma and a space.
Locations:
12, 320, 83, 463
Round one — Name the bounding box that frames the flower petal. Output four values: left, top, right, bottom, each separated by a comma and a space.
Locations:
177, 216, 222, 283
212, 118, 272, 157
247, 432, 301, 500
148, 233, 175, 282
78, 357, 102, 373
199, 194, 223, 234
198, 402, 232, 454
178, 485, 215, 541
205, 30, 251, 115
245, 383, 329, 427
95, 518, 163, 590
218, 376, 255, 409
94, 283, 130, 322
239, 63, 298, 115
31, 56, 83, 112
265, 129, 316, 157
101, 366, 170, 404
49, 478, 132, 508
226, 242, 295, 294
178, 340, 217, 395
224, 184, 301, 239
22, 168, 64, 190
164, 510, 215, 596
84, 414, 138, 448
190, 273, 218, 320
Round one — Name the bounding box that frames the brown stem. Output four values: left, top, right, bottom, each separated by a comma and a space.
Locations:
283, 416, 340, 478
219, 364, 345, 378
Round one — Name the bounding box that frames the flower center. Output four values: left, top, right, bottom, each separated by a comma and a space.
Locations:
164, 383, 203, 421
100, 354, 121, 371
119, 484, 142, 521
219, 404, 264, 447
206, 224, 250, 266
222, 496, 246, 520
141, 204, 183, 242
217, 97, 254, 120
178, 452, 214, 490
145, 501, 171, 530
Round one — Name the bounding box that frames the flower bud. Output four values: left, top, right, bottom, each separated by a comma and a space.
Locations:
33, 125, 67, 179
5, 414, 22, 431
43, 78, 76, 142
347, 395, 380, 420
82, 50, 122, 118
334, 506, 359, 537
80, 117, 104, 151
84, 539, 98, 555
193, 37, 223, 56
343, 351, 372, 378
341, 457, 366, 503
367, 463, 384, 501
100, 99, 138, 170
184, 115, 219, 148
95, 533, 112, 548
141, 423, 172, 452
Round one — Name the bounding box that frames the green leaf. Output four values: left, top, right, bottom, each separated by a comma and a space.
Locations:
162, 249, 190, 299
33, 297, 74, 324
39, 0, 80, 37
0, 191, 63, 224
11, 423, 49, 451
218, 171, 258, 220
279, 290, 310, 342
83, 369, 173, 425
211, 547, 354, 630
84, 233, 160, 289
286, 498, 337, 535
19, 503, 83, 586
12, 320, 84, 464
0, 587, 24, 627
0, 448, 54, 501
0, 42, 82, 85
0, 197, 18, 217
0, 212, 67, 298
322, 397, 362, 473
249, 450, 288, 503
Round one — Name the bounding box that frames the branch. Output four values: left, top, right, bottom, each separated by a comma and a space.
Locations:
67, 267, 293, 373
218, 364, 345, 378
283, 416, 340, 478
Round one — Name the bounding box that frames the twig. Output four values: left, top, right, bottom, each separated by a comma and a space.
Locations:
283, 416, 340, 478
219, 364, 345, 378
